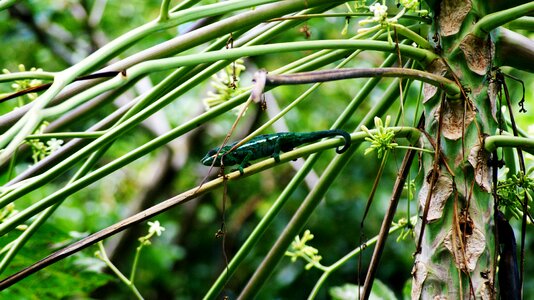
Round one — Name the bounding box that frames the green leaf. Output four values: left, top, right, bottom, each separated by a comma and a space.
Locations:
1, 224, 113, 298
329, 280, 397, 300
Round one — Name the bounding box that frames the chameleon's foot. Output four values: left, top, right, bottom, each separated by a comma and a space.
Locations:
231, 165, 245, 175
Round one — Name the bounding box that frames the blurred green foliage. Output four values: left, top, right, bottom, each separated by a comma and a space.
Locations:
0, 1, 533, 299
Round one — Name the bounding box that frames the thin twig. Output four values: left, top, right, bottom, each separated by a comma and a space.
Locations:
265, 68, 460, 97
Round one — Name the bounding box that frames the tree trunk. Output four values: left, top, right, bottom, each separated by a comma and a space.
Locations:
411, 0, 526, 298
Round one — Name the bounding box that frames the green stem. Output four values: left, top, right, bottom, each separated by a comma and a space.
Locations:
0, 128, 420, 237
130, 40, 436, 72
25, 132, 104, 140
269, 12, 431, 24
472, 2, 534, 38
97, 242, 144, 300
395, 145, 434, 154
6, 147, 17, 181
484, 135, 534, 155
308, 222, 405, 300
158, 0, 171, 22
0, 71, 56, 83
392, 23, 433, 50
507, 16, 534, 31
130, 244, 144, 283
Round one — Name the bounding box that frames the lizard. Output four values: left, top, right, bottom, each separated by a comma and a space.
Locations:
201, 129, 351, 174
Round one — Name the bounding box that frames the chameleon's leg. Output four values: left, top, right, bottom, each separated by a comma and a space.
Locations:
272, 138, 283, 162
237, 151, 253, 175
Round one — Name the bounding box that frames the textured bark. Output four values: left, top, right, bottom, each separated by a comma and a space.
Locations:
412, 0, 505, 298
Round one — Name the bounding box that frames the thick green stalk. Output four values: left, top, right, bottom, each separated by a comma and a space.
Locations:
2, 7, 353, 203
0, 39, 436, 210
0, 128, 423, 290
41, 40, 439, 118
473, 2, 534, 38
484, 135, 534, 154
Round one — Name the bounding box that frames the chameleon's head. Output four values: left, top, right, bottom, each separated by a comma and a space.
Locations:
201, 149, 221, 166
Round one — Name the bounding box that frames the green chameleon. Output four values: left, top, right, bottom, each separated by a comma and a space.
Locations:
201, 129, 351, 174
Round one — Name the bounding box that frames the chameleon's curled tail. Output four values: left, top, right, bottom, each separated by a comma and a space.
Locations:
331, 129, 351, 154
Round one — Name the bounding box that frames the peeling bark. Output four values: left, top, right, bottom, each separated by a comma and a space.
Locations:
444, 225, 485, 272
468, 140, 491, 192
459, 34, 494, 75
439, 0, 472, 36
418, 172, 453, 222
423, 59, 449, 103
434, 99, 476, 141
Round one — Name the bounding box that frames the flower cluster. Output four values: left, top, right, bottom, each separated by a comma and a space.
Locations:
2, 64, 43, 106
361, 116, 398, 158
497, 171, 534, 220
26, 122, 64, 163
369, 3, 388, 23
203, 59, 247, 113
285, 230, 324, 270
394, 216, 417, 242
357, 1, 427, 39
400, 0, 419, 10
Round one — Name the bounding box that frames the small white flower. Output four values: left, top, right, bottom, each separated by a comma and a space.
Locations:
369, 3, 388, 22
400, 0, 419, 10
46, 138, 63, 153
148, 221, 166, 236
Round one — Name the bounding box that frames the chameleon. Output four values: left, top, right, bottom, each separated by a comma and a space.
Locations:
201, 129, 351, 174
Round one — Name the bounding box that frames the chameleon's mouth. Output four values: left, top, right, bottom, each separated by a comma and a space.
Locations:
200, 156, 213, 166
201, 148, 220, 166
201, 154, 220, 166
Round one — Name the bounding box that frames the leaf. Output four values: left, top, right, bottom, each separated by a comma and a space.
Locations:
329, 280, 396, 300
1, 224, 112, 298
